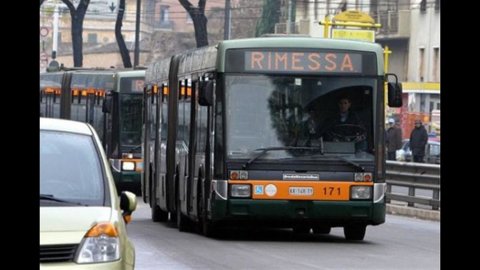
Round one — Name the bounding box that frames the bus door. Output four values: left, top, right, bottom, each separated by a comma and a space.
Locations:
40, 87, 60, 118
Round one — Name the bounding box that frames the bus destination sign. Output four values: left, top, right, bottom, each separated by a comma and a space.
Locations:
244, 51, 362, 74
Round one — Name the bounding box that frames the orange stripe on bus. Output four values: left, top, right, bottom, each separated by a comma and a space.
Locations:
229, 180, 373, 201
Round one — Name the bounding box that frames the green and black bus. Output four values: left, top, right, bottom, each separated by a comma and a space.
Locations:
40, 68, 145, 194
142, 37, 402, 240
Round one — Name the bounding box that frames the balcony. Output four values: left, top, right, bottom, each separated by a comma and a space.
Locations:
154, 20, 174, 31
374, 10, 410, 39
274, 19, 310, 35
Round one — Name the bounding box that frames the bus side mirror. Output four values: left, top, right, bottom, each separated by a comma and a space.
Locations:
199, 81, 214, 106
102, 92, 113, 113
386, 73, 403, 108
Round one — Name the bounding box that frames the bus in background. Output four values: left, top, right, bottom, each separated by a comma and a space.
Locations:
103, 69, 145, 195
40, 68, 145, 195
143, 37, 402, 240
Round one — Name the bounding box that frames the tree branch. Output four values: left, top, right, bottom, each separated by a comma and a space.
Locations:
61, 0, 76, 11
178, 0, 193, 11
198, 0, 206, 11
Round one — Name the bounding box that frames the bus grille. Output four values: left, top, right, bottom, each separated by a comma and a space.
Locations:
40, 244, 78, 263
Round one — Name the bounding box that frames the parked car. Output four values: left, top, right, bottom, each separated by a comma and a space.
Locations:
40, 118, 137, 269
396, 139, 440, 164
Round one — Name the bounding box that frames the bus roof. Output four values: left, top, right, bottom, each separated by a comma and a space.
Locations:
145, 37, 386, 83
115, 69, 146, 78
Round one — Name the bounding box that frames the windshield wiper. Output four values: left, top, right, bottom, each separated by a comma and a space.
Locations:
128, 144, 142, 153
242, 146, 321, 170
334, 156, 365, 172
40, 194, 85, 206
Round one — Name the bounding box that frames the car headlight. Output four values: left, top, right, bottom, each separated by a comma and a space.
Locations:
230, 184, 251, 198
75, 222, 120, 263
350, 186, 372, 200
122, 161, 135, 171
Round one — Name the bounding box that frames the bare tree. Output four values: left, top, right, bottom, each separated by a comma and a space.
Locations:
115, 0, 132, 68
179, 0, 208, 48
61, 0, 90, 67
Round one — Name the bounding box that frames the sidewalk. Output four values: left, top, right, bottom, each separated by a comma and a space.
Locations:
387, 202, 440, 221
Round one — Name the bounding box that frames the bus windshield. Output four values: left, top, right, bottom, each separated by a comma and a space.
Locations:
225, 74, 376, 161
120, 93, 143, 148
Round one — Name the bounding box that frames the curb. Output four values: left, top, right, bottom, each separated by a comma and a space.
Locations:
387, 204, 440, 221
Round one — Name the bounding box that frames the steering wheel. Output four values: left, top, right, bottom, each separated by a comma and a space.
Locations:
328, 124, 366, 142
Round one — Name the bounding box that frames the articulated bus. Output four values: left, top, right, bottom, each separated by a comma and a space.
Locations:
40, 68, 145, 194
143, 37, 402, 240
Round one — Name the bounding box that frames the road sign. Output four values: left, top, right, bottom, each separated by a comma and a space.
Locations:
333, 10, 375, 23
40, 27, 49, 37
332, 29, 375, 42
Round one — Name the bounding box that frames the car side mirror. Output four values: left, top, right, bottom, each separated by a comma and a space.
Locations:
386, 73, 403, 108
199, 80, 214, 106
120, 191, 137, 224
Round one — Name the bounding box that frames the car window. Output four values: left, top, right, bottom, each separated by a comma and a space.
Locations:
40, 130, 105, 206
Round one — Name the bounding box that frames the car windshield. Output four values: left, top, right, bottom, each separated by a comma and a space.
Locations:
40, 130, 105, 206
224, 74, 376, 162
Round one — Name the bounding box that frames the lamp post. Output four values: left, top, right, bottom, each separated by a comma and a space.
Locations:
134, 0, 141, 67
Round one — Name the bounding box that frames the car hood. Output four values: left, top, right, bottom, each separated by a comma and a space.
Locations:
40, 207, 113, 245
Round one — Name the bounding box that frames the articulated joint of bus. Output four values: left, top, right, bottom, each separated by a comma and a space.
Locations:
109, 156, 144, 173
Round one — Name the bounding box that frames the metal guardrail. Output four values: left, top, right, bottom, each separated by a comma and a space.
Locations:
385, 161, 440, 210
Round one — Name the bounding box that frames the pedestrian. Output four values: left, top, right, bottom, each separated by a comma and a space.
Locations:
409, 119, 428, 163
386, 118, 403, 160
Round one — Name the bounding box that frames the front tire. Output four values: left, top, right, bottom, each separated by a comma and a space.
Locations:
344, 225, 366, 240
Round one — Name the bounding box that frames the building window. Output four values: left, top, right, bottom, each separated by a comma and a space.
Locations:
435, 0, 440, 11
433, 47, 440, 82
160, 5, 169, 23
420, 0, 427, 13
87, 33, 97, 44
419, 48, 425, 82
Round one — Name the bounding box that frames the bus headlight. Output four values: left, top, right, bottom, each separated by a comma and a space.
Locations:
350, 186, 372, 200
122, 161, 135, 171
230, 184, 251, 198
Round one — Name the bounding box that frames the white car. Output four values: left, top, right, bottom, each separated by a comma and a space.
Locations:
396, 139, 440, 164
40, 118, 137, 269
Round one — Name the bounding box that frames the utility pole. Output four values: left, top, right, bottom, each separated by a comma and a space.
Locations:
134, 0, 141, 67
286, 0, 292, 34
223, 0, 231, 40
52, 5, 59, 59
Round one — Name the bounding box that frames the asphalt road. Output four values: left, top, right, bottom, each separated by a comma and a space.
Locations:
127, 200, 440, 270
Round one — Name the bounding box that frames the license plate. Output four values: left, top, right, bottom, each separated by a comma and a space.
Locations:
289, 187, 313, 196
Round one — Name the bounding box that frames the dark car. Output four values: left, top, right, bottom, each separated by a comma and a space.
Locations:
396, 139, 440, 164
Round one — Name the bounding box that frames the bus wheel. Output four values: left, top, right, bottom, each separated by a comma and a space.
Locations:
152, 205, 168, 222
344, 225, 366, 240
202, 215, 217, 237
176, 198, 190, 232
198, 185, 216, 237
312, 226, 331, 234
